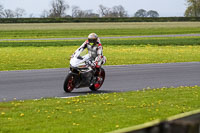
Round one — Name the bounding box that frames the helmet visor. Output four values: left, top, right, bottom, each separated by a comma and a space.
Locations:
88, 39, 97, 45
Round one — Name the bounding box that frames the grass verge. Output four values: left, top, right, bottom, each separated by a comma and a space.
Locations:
0, 86, 200, 133
0, 45, 200, 71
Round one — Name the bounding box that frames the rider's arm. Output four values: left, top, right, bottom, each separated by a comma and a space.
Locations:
96, 38, 102, 56
71, 41, 87, 58
95, 43, 103, 68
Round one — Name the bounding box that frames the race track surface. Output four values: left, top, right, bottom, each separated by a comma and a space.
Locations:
0, 62, 200, 102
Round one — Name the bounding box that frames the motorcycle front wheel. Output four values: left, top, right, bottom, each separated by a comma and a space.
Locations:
63, 73, 75, 93
89, 68, 105, 91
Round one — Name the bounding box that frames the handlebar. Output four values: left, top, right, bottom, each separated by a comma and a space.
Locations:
85, 60, 96, 67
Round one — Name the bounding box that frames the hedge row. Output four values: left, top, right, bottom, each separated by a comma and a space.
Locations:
0, 17, 200, 23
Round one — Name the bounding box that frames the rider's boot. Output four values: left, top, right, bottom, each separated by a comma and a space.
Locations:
95, 67, 101, 76
94, 67, 102, 88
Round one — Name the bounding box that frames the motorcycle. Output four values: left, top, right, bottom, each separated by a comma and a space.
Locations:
63, 49, 105, 93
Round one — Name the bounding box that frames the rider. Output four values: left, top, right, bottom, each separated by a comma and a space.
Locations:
71, 33, 106, 88
71, 33, 106, 70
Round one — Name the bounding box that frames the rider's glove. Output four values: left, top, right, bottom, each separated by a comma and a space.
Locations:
95, 61, 100, 68
91, 62, 96, 68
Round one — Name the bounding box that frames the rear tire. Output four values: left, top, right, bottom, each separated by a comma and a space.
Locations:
63, 73, 75, 93
89, 68, 105, 91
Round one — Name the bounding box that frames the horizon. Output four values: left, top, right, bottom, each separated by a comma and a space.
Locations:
0, 0, 187, 17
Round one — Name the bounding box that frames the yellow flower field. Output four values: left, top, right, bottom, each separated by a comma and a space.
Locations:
0, 45, 200, 71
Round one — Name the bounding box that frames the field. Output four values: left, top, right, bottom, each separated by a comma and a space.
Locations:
1, 33, 200, 71
0, 86, 199, 133
1, 43, 200, 71
0, 22, 200, 39
0, 22, 200, 132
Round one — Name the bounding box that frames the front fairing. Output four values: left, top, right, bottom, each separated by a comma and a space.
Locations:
69, 54, 94, 88
70, 54, 90, 68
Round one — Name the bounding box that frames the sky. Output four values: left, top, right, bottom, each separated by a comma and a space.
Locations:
0, 0, 187, 17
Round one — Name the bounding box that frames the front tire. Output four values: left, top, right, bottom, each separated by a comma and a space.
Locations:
63, 73, 75, 93
89, 68, 105, 91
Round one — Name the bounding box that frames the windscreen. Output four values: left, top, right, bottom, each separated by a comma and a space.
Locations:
80, 49, 88, 57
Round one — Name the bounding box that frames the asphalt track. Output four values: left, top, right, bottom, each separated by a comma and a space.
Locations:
0, 34, 200, 41
0, 62, 200, 102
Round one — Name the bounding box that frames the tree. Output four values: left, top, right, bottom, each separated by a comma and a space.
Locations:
147, 10, 159, 17
75, 10, 85, 18
112, 5, 127, 17
49, 0, 70, 18
0, 5, 26, 18
71, 6, 80, 18
134, 9, 147, 17
185, 0, 200, 17
98, 5, 111, 17
83, 10, 99, 18
72, 6, 99, 18
99, 5, 128, 17
0, 5, 4, 18
3, 9, 15, 18
15, 8, 26, 18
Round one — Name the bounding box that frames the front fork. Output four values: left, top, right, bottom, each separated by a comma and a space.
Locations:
69, 71, 81, 88
90, 67, 102, 85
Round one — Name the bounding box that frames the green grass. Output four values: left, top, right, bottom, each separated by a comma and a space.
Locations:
0, 86, 199, 133
0, 22, 200, 39
1, 22, 200, 30
0, 45, 200, 71
1, 36, 200, 47
0, 28, 199, 39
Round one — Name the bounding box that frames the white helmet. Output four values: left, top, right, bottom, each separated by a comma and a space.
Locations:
88, 33, 98, 45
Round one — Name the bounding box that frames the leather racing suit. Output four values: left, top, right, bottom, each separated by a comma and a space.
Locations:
72, 38, 106, 68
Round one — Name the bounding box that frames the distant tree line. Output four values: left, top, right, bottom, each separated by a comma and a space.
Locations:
1, 0, 199, 18
0, 0, 160, 18
0, 5, 26, 18
40, 0, 159, 18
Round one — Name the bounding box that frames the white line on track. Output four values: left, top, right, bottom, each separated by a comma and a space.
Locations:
57, 96, 80, 99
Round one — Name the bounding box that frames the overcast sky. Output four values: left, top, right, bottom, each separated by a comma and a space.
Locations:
0, 0, 187, 17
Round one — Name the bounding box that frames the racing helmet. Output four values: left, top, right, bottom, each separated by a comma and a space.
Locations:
88, 33, 98, 46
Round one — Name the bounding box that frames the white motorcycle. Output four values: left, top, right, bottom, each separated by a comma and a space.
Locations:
63, 49, 105, 93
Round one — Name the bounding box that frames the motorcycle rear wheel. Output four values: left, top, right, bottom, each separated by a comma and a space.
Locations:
63, 73, 75, 93
89, 68, 105, 91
